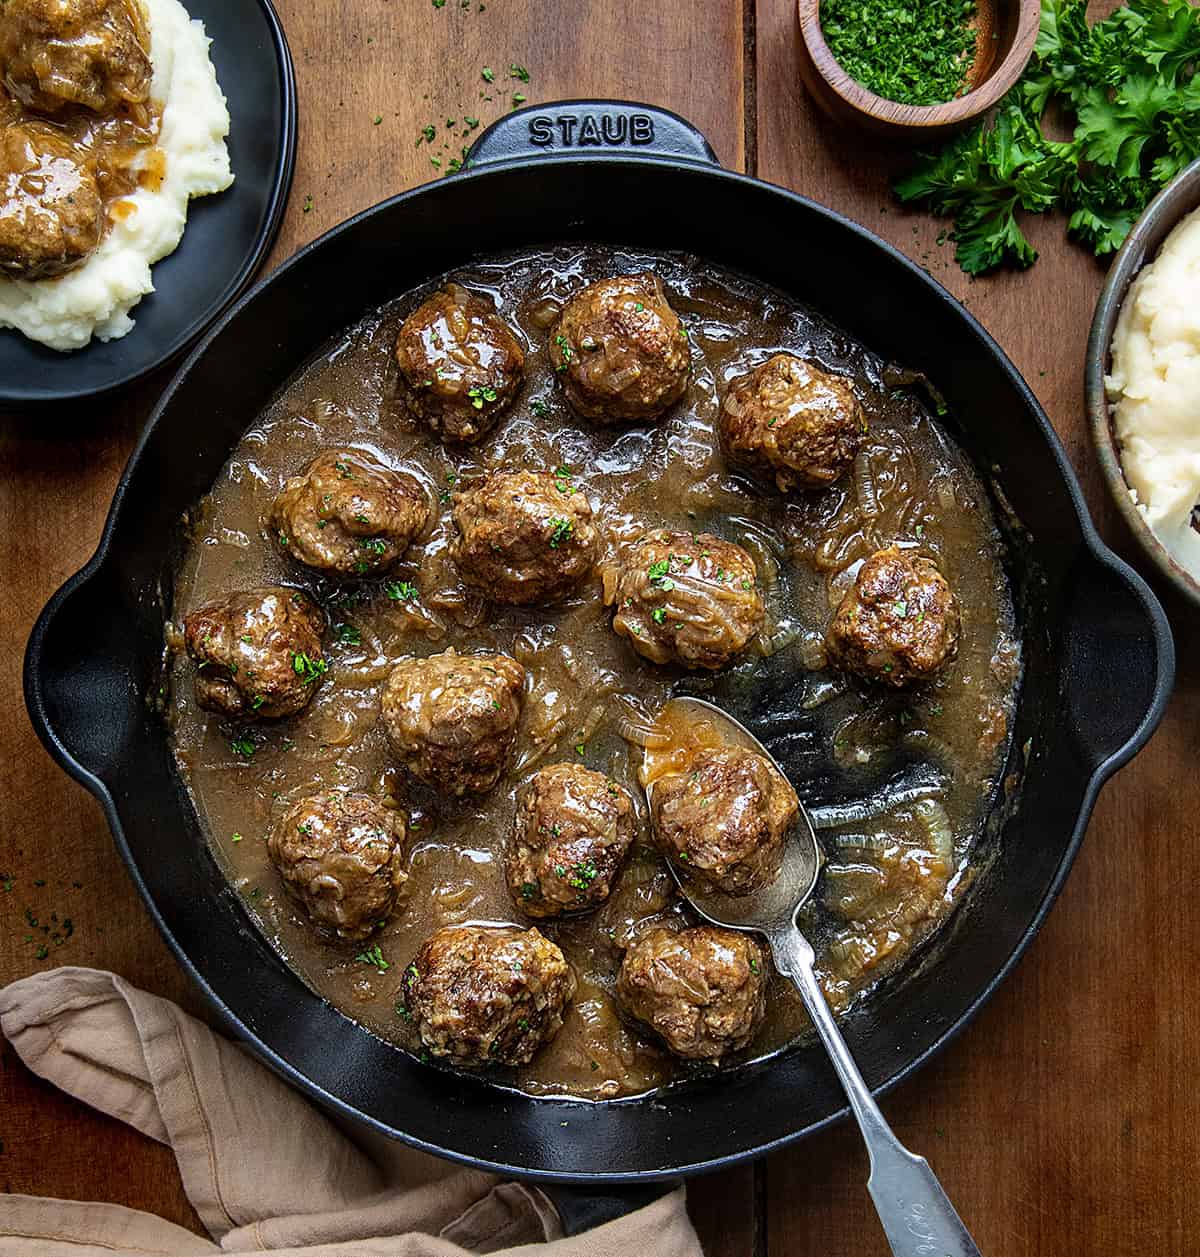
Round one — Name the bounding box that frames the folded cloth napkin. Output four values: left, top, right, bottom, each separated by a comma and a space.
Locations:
0, 967, 702, 1257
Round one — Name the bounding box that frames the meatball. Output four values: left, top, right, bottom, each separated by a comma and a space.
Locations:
0, 123, 104, 280
551, 273, 690, 424
183, 587, 327, 720
616, 926, 767, 1061
380, 649, 525, 795
507, 763, 636, 918
650, 746, 798, 896
394, 283, 525, 444
400, 924, 575, 1065
605, 529, 764, 670
451, 469, 598, 606
720, 353, 866, 492
267, 792, 407, 942
269, 449, 429, 577
0, 0, 151, 116
826, 545, 961, 688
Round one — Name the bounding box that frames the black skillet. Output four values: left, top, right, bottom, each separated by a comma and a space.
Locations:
0, 0, 296, 406
23, 103, 1174, 1222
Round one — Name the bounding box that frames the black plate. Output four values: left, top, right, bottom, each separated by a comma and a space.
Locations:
0, 0, 296, 406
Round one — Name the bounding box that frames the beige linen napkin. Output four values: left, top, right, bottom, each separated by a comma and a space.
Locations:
0, 967, 702, 1257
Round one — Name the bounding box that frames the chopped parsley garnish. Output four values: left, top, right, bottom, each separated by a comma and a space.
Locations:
302, 194, 313, 214
567, 861, 598, 890
292, 652, 328, 685
230, 735, 256, 758
548, 517, 573, 548
355, 944, 390, 973
652, 608, 667, 625
820, 0, 978, 107
335, 623, 362, 646
481, 66, 496, 83
386, 581, 419, 603
510, 63, 530, 82
360, 537, 389, 556
553, 464, 574, 494
553, 334, 572, 371
893, 600, 908, 619
529, 398, 549, 418
231, 832, 244, 843
468, 384, 498, 409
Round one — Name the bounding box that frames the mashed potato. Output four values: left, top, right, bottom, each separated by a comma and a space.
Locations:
0, 0, 233, 352
1107, 206, 1200, 575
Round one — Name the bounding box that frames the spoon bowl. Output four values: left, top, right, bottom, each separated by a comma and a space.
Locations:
646, 696, 823, 934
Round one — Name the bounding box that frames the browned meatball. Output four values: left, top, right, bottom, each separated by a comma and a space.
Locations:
380, 649, 525, 795
507, 763, 636, 918
616, 926, 767, 1061
0, 122, 104, 280
451, 469, 598, 606
400, 924, 575, 1065
394, 283, 525, 444
604, 529, 764, 670
551, 274, 690, 424
650, 746, 798, 896
183, 587, 327, 720
269, 449, 429, 578
826, 545, 961, 688
720, 353, 866, 492
267, 792, 407, 941
0, 0, 151, 116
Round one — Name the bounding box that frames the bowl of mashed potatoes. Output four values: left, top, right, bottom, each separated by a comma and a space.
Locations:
1088, 156, 1200, 607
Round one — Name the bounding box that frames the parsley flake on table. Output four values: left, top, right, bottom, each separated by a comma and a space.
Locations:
895, 0, 1200, 274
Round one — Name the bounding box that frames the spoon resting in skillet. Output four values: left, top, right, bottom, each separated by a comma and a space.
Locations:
644, 696, 983, 1257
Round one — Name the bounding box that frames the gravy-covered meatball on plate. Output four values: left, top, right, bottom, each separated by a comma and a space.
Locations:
826, 545, 961, 688
400, 924, 575, 1066
0, 0, 151, 116
0, 123, 105, 281
451, 468, 598, 606
551, 273, 690, 424
649, 744, 798, 896
604, 529, 764, 670
507, 763, 636, 918
183, 587, 327, 720
267, 792, 407, 941
394, 282, 525, 443
380, 648, 525, 795
617, 925, 767, 1060
720, 353, 865, 492
270, 449, 429, 577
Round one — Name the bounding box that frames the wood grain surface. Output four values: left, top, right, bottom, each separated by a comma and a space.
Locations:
1, 1, 1195, 1254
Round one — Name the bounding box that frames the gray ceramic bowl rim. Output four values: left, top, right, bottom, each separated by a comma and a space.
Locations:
1085, 155, 1200, 607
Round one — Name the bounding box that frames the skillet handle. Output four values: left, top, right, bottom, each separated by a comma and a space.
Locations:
539, 1180, 680, 1237
1063, 551, 1174, 773
24, 562, 143, 794
466, 100, 720, 170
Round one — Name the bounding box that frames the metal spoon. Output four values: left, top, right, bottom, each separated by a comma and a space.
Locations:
647, 696, 983, 1257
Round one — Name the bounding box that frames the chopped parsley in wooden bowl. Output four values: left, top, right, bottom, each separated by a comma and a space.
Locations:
796, 0, 1040, 140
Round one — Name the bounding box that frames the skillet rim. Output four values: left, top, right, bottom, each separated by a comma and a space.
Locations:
23, 152, 1175, 1182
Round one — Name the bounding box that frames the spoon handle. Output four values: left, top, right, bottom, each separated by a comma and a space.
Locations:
769, 924, 983, 1257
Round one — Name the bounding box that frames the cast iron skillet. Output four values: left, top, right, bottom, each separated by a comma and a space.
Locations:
0, 0, 297, 407
24, 104, 1173, 1203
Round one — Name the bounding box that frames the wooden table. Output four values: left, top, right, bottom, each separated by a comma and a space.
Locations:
2, 2, 1197, 1252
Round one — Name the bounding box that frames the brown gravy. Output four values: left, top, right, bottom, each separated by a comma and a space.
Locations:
168, 245, 1020, 1100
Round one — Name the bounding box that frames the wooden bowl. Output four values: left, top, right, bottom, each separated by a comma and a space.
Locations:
1085, 157, 1200, 611
796, 0, 1040, 141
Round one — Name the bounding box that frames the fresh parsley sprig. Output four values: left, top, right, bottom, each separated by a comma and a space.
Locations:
895, 0, 1200, 275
